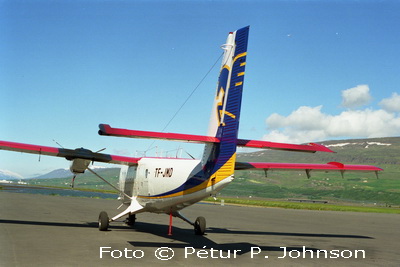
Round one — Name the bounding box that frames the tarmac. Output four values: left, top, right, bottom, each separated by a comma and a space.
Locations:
1, 190, 399, 266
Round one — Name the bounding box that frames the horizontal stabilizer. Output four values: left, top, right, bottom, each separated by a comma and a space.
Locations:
0, 140, 140, 166
98, 124, 333, 153
235, 161, 383, 172
236, 139, 334, 153
99, 124, 219, 143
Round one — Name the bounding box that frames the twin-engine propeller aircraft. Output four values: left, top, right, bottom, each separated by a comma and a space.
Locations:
0, 26, 382, 235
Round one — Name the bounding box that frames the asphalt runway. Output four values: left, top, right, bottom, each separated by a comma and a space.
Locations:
1, 190, 399, 266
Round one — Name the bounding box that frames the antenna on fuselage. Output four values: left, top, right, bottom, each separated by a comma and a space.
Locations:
52, 139, 65, 148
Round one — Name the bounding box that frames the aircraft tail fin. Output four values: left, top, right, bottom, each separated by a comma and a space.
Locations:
202, 26, 249, 180
207, 26, 249, 139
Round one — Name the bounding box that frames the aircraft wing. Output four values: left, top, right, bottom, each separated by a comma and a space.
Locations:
0, 140, 140, 166
236, 139, 333, 153
235, 161, 383, 178
98, 124, 334, 153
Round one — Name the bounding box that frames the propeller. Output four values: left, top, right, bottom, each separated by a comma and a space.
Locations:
70, 174, 77, 189
67, 147, 104, 189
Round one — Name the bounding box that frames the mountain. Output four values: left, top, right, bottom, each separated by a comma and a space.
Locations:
28, 166, 111, 179
27, 167, 121, 190
0, 169, 24, 180
29, 168, 73, 179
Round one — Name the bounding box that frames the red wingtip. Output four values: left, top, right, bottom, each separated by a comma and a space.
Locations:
309, 143, 335, 153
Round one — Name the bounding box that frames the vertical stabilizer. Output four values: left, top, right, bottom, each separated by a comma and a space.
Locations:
202, 26, 249, 181
207, 27, 249, 138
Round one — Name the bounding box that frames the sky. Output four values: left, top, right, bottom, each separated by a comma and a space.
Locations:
1, 0, 399, 177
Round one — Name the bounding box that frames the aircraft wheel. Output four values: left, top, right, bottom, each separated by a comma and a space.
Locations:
98, 211, 109, 231
125, 214, 136, 227
194, 216, 206, 235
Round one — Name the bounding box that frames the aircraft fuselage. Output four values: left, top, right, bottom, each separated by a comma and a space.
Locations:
119, 158, 234, 214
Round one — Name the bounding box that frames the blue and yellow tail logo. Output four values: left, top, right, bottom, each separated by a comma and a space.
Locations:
212, 26, 249, 178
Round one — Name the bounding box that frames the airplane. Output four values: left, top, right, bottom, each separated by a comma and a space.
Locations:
0, 26, 382, 235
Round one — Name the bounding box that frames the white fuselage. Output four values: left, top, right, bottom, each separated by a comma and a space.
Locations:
119, 157, 234, 214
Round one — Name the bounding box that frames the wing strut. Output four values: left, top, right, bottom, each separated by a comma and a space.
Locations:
87, 168, 131, 200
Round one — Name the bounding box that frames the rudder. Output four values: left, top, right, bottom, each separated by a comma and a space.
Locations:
203, 26, 250, 180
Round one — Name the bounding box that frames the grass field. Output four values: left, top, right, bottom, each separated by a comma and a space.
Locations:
204, 197, 400, 214
224, 163, 400, 205
2, 182, 398, 214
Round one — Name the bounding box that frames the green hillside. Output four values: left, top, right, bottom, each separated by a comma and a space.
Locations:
231, 137, 400, 205
28, 168, 120, 191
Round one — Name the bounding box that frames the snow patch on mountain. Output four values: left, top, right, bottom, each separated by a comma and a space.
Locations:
325, 142, 392, 148
0, 169, 24, 180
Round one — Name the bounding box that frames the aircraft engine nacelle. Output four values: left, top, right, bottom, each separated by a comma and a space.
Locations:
70, 158, 91, 174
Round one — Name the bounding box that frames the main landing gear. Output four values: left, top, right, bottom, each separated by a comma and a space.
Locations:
173, 211, 206, 235
124, 214, 136, 227
98, 211, 135, 231
98, 210, 206, 235
98, 211, 109, 231
194, 216, 206, 235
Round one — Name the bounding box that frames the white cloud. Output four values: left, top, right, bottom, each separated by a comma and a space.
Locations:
379, 92, 400, 113
266, 106, 329, 130
341, 85, 372, 108
264, 89, 400, 144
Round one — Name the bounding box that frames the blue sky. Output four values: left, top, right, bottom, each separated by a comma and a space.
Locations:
1, 0, 399, 177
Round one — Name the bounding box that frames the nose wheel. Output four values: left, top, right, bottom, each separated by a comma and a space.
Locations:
98, 211, 109, 231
